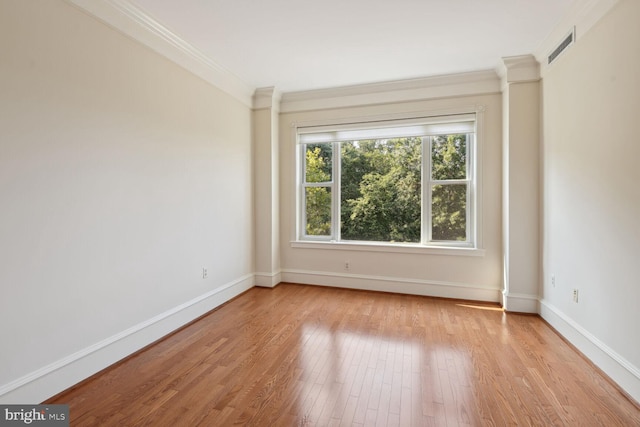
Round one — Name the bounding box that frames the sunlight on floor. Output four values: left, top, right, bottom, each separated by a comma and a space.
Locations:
455, 303, 504, 312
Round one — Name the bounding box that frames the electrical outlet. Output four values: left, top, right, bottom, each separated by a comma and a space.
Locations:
551, 275, 556, 287
202, 268, 208, 279
572, 288, 579, 303
344, 261, 350, 271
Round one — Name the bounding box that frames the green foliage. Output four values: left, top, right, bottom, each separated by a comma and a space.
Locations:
341, 138, 421, 243
303, 134, 468, 242
305, 145, 332, 183
431, 134, 467, 180
304, 146, 331, 235
430, 135, 467, 241
431, 184, 466, 241
305, 187, 331, 235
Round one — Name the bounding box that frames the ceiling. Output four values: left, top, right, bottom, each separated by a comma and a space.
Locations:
129, 0, 574, 93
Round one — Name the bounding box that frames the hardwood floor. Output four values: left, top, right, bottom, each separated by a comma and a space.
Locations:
47, 283, 640, 426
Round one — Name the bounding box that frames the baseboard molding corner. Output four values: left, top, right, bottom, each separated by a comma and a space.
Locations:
539, 299, 640, 404
502, 291, 539, 313
254, 271, 282, 288
0, 274, 254, 404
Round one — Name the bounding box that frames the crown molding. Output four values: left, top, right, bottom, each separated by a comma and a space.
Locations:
534, 0, 620, 75
253, 87, 282, 111
65, 0, 255, 107
496, 55, 540, 89
279, 70, 501, 113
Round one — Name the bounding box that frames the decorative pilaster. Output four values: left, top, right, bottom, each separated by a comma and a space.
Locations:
253, 87, 282, 287
499, 56, 541, 313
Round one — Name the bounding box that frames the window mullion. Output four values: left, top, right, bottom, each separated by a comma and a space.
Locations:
304, 181, 333, 187
423, 136, 432, 244
299, 145, 306, 240
430, 179, 470, 185
467, 133, 474, 244
301, 143, 313, 240
333, 141, 341, 241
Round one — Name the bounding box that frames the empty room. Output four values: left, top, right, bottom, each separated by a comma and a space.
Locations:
1, 0, 639, 425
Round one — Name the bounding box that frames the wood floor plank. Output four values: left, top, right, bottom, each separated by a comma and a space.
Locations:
45, 283, 640, 426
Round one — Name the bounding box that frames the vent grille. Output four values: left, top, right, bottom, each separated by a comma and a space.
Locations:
548, 29, 575, 64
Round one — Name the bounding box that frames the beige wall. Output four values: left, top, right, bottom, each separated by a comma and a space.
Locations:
279, 94, 503, 300
0, 0, 253, 402
540, 0, 640, 402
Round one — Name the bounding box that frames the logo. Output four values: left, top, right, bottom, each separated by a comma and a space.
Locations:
0, 405, 68, 426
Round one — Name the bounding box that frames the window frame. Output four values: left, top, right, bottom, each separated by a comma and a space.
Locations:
294, 108, 484, 253
425, 133, 475, 246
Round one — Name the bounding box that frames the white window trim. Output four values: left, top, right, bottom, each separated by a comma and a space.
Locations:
292, 106, 485, 255
290, 240, 486, 256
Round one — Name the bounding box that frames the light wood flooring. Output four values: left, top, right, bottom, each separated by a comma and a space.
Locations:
47, 283, 640, 426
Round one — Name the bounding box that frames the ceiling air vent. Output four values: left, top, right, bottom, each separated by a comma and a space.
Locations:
548, 28, 575, 65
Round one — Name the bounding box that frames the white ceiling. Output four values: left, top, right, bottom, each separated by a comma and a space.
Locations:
130, 0, 574, 93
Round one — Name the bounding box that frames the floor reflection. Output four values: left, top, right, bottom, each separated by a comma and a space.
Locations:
294, 320, 473, 425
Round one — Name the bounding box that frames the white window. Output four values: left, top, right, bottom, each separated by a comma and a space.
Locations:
297, 113, 478, 248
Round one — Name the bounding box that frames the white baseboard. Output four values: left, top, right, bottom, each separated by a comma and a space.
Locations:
0, 274, 254, 404
539, 299, 640, 404
281, 269, 501, 302
254, 271, 282, 288
502, 291, 539, 313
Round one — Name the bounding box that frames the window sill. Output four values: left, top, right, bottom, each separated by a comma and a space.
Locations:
290, 240, 485, 257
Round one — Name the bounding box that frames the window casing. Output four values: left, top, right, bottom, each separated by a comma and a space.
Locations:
297, 113, 478, 248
